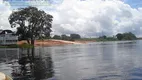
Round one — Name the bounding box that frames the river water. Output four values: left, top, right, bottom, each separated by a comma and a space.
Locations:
0, 40, 142, 80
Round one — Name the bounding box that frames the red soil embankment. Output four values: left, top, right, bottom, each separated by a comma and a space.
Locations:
18, 39, 92, 47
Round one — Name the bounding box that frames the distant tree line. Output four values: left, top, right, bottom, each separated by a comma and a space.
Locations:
98, 35, 117, 41
39, 32, 136, 41
116, 32, 137, 40
98, 32, 137, 41
52, 34, 81, 41
17, 30, 136, 42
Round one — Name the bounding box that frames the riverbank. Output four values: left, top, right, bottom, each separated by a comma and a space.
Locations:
0, 39, 137, 48
0, 39, 96, 48
17, 39, 96, 47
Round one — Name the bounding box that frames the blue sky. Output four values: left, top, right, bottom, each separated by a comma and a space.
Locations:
3, 0, 63, 8
1, 0, 142, 37
3, 0, 64, 11
124, 0, 142, 8
3, 0, 142, 9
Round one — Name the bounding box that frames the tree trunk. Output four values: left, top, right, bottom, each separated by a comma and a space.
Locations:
30, 37, 35, 61
27, 39, 30, 44
31, 39, 35, 46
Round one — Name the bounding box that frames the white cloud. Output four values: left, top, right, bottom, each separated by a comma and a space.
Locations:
1, 0, 142, 37
0, 0, 13, 30
44, 0, 142, 37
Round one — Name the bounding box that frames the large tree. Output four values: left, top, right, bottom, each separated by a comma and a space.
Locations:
70, 34, 81, 40
123, 32, 137, 40
61, 34, 70, 40
9, 6, 53, 45
52, 35, 61, 40
116, 33, 123, 40
116, 32, 137, 40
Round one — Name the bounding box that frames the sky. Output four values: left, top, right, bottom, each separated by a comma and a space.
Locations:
0, 0, 142, 37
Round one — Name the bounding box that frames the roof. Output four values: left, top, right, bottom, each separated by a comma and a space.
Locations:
0, 30, 14, 35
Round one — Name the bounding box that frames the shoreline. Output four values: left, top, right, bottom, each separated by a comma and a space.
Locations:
0, 39, 138, 48
17, 39, 96, 47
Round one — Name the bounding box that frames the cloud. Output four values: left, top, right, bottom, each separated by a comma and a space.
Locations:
1, 0, 142, 37
43, 0, 142, 37
0, 0, 13, 30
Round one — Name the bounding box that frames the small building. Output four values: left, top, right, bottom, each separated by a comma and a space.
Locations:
0, 30, 18, 45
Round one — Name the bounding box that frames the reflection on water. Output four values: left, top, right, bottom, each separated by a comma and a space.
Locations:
0, 48, 54, 80
0, 40, 142, 80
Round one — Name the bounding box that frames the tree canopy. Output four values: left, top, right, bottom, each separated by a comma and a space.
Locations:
116, 32, 136, 40
116, 33, 123, 40
52, 34, 81, 41
9, 6, 53, 45
61, 34, 70, 40
52, 35, 61, 40
70, 34, 81, 40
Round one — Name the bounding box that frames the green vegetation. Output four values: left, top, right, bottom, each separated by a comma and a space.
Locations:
137, 37, 142, 40
0, 43, 33, 48
76, 35, 117, 42
61, 34, 71, 40
75, 38, 97, 41
70, 34, 81, 40
0, 44, 19, 48
75, 32, 137, 42
52, 34, 81, 41
96, 32, 136, 41
116, 32, 137, 40
116, 33, 123, 40
0, 32, 137, 48
51, 32, 137, 42
97, 36, 117, 41
52, 35, 61, 40
9, 6, 53, 46
18, 43, 34, 48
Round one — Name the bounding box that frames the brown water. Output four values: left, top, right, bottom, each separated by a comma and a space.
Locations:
0, 40, 142, 80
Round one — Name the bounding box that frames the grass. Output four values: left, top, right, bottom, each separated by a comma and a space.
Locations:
0, 43, 34, 48
18, 43, 34, 48
75, 38, 97, 41
0, 44, 19, 48
75, 38, 117, 42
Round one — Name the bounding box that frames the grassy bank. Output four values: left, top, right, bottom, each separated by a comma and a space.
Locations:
0, 44, 19, 48
75, 38, 117, 42
0, 43, 33, 48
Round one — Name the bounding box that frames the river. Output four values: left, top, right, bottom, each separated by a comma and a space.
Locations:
0, 40, 142, 80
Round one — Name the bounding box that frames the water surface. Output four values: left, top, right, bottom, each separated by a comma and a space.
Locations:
0, 40, 142, 80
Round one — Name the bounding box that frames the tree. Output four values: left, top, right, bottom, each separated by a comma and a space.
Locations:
52, 35, 61, 39
16, 27, 31, 43
70, 34, 81, 40
123, 32, 136, 40
116, 32, 137, 40
99, 35, 107, 39
116, 33, 123, 40
61, 34, 70, 40
9, 6, 53, 45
